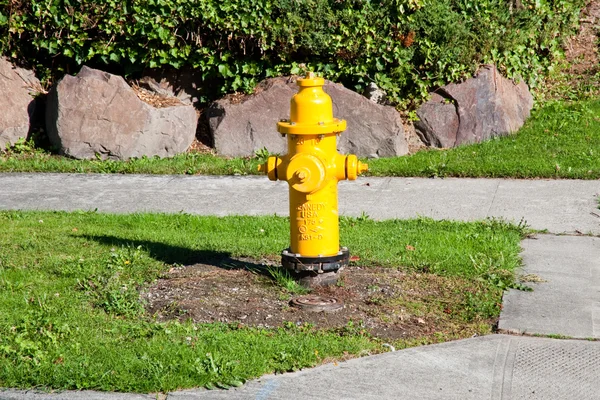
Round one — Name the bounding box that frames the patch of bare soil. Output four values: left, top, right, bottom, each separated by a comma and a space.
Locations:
403, 120, 427, 154
190, 108, 217, 152
186, 138, 214, 154
564, 1, 600, 76
221, 91, 250, 105
143, 263, 491, 341
544, 0, 600, 97
131, 83, 185, 108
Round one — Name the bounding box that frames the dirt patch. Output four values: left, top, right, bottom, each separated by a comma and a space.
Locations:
131, 83, 185, 108
143, 263, 493, 341
187, 138, 214, 154
221, 91, 250, 105
403, 120, 427, 154
543, 0, 600, 98
564, 1, 600, 76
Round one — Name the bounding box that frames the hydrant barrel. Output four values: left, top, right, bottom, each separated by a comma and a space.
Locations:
259, 72, 368, 285
286, 133, 340, 257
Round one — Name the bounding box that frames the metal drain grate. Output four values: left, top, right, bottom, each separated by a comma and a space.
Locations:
511, 340, 600, 399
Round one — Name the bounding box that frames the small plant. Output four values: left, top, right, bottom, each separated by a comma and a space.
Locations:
422, 162, 448, 178
337, 320, 369, 337
254, 147, 272, 164
461, 289, 500, 321
195, 353, 246, 390
367, 284, 380, 292
340, 212, 371, 227
266, 266, 309, 295
0, 302, 71, 365
356, 211, 371, 223
544, 333, 572, 340
469, 253, 531, 292
2, 137, 38, 155
230, 157, 253, 175
78, 246, 148, 317
365, 294, 385, 306
483, 217, 529, 235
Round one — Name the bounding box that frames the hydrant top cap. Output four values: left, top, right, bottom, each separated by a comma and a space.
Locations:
297, 72, 324, 87
277, 71, 346, 135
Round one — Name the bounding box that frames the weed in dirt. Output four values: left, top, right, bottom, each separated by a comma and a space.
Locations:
265, 266, 309, 295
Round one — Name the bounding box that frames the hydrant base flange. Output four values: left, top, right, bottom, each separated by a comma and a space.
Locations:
291, 270, 344, 289
281, 247, 349, 274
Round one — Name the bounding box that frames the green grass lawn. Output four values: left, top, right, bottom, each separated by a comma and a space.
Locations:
0, 211, 525, 392
368, 100, 600, 178
1, 99, 599, 178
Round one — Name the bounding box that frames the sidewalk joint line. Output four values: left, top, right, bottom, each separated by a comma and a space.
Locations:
486, 180, 501, 217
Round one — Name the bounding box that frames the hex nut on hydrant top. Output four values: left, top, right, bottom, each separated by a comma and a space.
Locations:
258, 72, 368, 287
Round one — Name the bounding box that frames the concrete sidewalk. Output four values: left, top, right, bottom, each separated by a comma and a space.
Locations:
2, 335, 599, 400
1, 173, 599, 400
1, 173, 599, 234
499, 234, 600, 339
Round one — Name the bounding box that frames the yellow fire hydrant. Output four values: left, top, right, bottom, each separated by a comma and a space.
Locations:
258, 72, 368, 286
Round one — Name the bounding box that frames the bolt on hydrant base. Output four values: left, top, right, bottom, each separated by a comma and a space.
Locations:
258, 72, 368, 287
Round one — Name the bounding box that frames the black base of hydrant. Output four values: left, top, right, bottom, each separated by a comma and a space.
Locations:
281, 247, 350, 287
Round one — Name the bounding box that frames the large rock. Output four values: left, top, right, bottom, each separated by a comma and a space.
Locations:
206, 77, 408, 157
46, 66, 197, 160
415, 65, 533, 148
0, 57, 41, 149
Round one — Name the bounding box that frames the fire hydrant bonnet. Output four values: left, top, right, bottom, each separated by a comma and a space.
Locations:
277, 74, 346, 135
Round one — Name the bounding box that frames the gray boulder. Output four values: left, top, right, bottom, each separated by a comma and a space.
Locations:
415, 65, 533, 148
46, 66, 197, 160
327, 81, 407, 157
0, 57, 41, 149
206, 77, 408, 158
